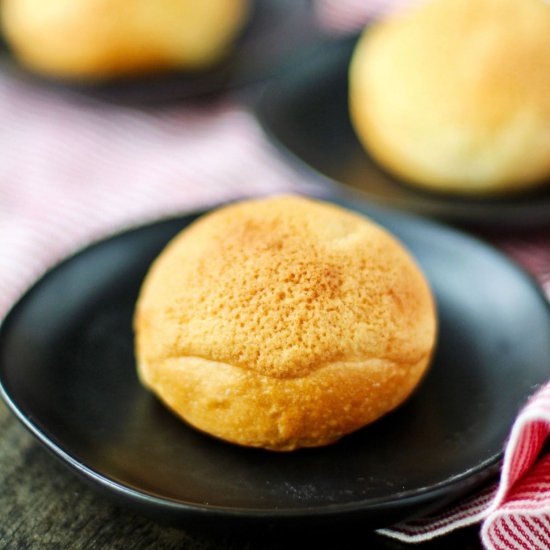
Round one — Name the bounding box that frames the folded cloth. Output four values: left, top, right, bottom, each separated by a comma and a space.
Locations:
314, 0, 422, 33
482, 394, 550, 550
492, 234, 550, 299
0, 75, 322, 318
378, 384, 550, 549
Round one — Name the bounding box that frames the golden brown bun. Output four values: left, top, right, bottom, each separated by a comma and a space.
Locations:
1, 0, 249, 80
349, 0, 550, 195
134, 196, 437, 451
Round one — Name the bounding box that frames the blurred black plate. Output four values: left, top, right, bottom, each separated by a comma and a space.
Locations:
255, 37, 550, 227
0, 0, 320, 103
1, 198, 549, 534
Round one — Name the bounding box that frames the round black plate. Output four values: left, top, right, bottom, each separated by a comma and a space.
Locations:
0, 0, 320, 103
255, 37, 550, 227
1, 198, 549, 533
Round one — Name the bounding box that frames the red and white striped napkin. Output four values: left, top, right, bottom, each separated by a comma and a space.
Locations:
1, 2, 550, 549
378, 385, 550, 548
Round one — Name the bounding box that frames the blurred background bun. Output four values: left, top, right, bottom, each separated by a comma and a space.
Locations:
1, 0, 250, 80
349, 0, 550, 196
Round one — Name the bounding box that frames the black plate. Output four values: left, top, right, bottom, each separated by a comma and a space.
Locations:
1, 198, 549, 534
255, 37, 550, 227
0, 0, 320, 103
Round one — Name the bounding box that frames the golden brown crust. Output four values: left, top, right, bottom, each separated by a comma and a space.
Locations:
138, 355, 431, 451
349, 0, 550, 195
1, 0, 250, 79
134, 196, 437, 450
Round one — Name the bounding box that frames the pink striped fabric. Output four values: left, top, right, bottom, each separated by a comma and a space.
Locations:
481, 388, 550, 550
0, 76, 321, 318
493, 234, 550, 299
314, 0, 423, 33
378, 385, 550, 548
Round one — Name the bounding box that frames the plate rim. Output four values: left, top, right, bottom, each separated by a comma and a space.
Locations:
0, 0, 322, 104
0, 382, 505, 518
1, 201, 549, 520
253, 35, 550, 228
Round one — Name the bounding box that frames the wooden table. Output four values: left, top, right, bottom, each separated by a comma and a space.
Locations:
1, 399, 483, 549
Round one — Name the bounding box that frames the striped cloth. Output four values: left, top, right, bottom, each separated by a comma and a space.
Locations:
1, 2, 550, 549
0, 77, 322, 317
378, 386, 550, 549
314, 0, 422, 33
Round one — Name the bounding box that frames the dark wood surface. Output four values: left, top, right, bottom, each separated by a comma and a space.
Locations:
0, 399, 483, 549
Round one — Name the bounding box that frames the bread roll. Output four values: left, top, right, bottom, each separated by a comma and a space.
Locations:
134, 196, 437, 451
1, 0, 249, 80
349, 0, 550, 195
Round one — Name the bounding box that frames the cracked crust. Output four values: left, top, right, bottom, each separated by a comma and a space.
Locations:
134, 196, 437, 450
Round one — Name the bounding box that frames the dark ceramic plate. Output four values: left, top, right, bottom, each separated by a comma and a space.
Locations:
0, 0, 320, 103
255, 37, 550, 227
1, 198, 549, 534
